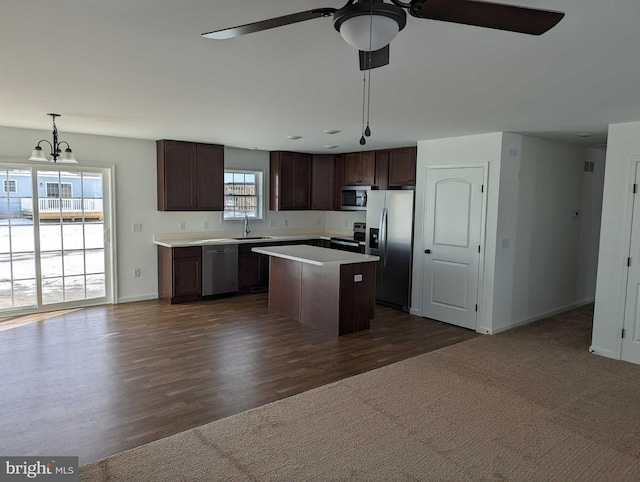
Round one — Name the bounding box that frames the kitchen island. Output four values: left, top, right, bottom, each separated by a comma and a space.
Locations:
251, 245, 379, 336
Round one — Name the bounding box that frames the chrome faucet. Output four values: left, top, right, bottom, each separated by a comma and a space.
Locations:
243, 213, 250, 237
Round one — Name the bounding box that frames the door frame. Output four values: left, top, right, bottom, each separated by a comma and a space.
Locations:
620, 157, 640, 361
420, 162, 489, 333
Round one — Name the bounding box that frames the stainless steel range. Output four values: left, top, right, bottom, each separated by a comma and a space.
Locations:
329, 222, 366, 253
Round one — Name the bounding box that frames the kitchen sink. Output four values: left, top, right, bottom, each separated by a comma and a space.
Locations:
188, 236, 274, 244
229, 236, 274, 240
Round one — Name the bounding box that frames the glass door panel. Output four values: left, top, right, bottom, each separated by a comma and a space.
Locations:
0, 168, 36, 310
37, 169, 106, 306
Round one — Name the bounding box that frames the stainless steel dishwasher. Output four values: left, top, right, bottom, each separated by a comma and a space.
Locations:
202, 244, 238, 296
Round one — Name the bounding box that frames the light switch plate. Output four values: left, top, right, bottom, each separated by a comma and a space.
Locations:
354, 274, 363, 283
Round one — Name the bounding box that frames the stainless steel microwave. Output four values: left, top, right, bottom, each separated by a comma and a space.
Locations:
341, 186, 370, 211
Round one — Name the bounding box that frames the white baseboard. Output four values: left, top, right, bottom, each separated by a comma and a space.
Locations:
117, 293, 158, 304
575, 297, 595, 307
409, 307, 421, 316
486, 300, 594, 335
588, 345, 618, 359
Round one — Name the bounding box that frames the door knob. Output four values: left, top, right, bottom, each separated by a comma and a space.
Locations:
424, 249, 431, 254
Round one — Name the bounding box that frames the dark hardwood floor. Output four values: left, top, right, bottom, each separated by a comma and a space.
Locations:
0, 293, 477, 465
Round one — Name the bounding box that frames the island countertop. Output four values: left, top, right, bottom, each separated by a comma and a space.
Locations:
153, 232, 363, 248
252, 244, 379, 266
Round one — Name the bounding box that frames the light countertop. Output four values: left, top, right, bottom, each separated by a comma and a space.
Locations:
251, 244, 379, 266
153, 232, 362, 248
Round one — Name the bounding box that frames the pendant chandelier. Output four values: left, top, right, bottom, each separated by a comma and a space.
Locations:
29, 113, 78, 164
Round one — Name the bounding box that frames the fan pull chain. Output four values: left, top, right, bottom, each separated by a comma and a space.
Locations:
359, 3, 375, 145
365, 67, 372, 137
365, 1, 373, 138
360, 71, 367, 145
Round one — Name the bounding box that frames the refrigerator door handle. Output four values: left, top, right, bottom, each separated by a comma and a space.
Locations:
380, 207, 388, 267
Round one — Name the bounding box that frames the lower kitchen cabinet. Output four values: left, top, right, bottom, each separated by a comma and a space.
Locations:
158, 246, 202, 304
159, 239, 327, 301
238, 243, 269, 292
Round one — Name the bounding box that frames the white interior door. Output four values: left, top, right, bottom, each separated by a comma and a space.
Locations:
422, 166, 484, 330
622, 162, 640, 363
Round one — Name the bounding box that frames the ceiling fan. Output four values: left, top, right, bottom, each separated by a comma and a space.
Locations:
202, 0, 565, 70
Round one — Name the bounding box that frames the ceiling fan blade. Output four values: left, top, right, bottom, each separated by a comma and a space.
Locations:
410, 0, 565, 35
359, 45, 390, 70
202, 8, 337, 39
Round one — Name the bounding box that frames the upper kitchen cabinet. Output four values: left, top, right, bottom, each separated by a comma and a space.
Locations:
333, 154, 345, 210
270, 151, 311, 211
388, 146, 417, 187
157, 140, 224, 211
375, 150, 390, 190
311, 154, 335, 210
344, 151, 375, 185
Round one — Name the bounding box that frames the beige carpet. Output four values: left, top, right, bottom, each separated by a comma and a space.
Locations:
80, 306, 640, 481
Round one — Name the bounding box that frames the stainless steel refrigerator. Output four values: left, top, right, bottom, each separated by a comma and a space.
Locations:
365, 190, 415, 311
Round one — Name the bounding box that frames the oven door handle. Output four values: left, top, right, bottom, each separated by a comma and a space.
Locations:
330, 239, 359, 248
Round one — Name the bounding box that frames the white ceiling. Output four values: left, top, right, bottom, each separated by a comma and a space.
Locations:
1, 0, 638, 154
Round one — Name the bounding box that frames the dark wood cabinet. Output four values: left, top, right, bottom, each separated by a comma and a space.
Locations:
344, 151, 376, 185
311, 155, 335, 210
388, 146, 417, 186
238, 243, 269, 292
158, 246, 202, 304
270, 151, 311, 210
375, 149, 390, 190
333, 154, 345, 210
157, 140, 224, 211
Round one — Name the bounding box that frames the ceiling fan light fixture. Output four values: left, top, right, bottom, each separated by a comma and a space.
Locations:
334, 1, 406, 52
340, 15, 398, 51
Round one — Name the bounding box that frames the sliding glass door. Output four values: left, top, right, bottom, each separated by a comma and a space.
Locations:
0, 165, 114, 314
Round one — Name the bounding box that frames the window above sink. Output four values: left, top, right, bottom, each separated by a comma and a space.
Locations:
223, 169, 264, 221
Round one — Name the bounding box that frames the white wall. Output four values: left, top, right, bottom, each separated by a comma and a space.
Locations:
490, 133, 523, 332
592, 121, 640, 359
577, 147, 606, 303
0, 126, 356, 303
500, 136, 587, 332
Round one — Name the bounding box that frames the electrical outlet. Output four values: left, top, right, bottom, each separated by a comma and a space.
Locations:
133, 268, 141, 278
270, 219, 276, 228
203, 221, 210, 230
344, 220, 348, 227
132, 223, 142, 232
317, 218, 321, 226
284, 219, 289, 227
179, 221, 186, 231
